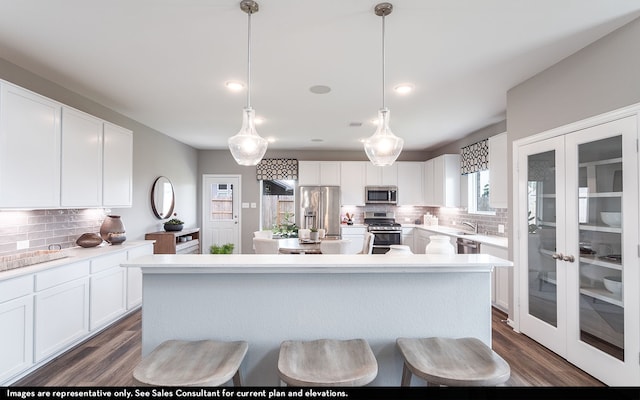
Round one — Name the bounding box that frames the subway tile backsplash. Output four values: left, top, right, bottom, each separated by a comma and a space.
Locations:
340, 205, 508, 237
0, 209, 106, 256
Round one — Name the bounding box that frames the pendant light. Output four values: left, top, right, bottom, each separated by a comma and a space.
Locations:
228, 0, 268, 166
363, 2, 404, 166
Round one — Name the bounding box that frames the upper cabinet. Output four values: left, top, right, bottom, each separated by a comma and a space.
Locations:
103, 123, 133, 207
0, 80, 133, 209
339, 162, 366, 205
425, 154, 460, 207
0, 82, 62, 208
61, 107, 104, 207
397, 162, 424, 206
298, 161, 341, 186
365, 163, 398, 186
489, 132, 508, 208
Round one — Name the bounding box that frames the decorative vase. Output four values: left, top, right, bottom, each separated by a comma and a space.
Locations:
76, 233, 103, 248
164, 223, 184, 232
425, 235, 455, 255
100, 215, 126, 244
386, 245, 413, 255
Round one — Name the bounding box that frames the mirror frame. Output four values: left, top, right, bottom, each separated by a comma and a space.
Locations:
151, 176, 175, 219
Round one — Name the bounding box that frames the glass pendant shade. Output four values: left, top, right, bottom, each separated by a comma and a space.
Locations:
364, 108, 403, 166
228, 107, 268, 166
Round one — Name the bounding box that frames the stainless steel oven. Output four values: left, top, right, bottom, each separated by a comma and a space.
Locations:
364, 211, 402, 254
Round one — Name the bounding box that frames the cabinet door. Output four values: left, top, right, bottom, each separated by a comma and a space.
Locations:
0, 82, 61, 208
517, 115, 639, 385
34, 278, 90, 362
483, 244, 509, 312
397, 162, 424, 205
339, 162, 365, 205
60, 107, 103, 207
0, 296, 33, 383
423, 159, 435, 206
432, 154, 460, 207
298, 161, 320, 185
401, 227, 414, 253
90, 267, 126, 330
103, 122, 133, 207
319, 162, 341, 185
489, 133, 508, 208
126, 244, 153, 309
365, 163, 398, 186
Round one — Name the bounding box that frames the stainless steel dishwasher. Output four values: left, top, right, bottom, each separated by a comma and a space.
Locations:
457, 237, 481, 254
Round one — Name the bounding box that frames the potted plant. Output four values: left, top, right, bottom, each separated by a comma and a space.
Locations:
309, 227, 319, 241
164, 217, 184, 232
210, 243, 234, 254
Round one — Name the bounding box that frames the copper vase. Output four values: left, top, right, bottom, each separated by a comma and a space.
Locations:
100, 215, 126, 244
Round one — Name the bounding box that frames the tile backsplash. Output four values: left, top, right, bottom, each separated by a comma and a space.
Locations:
0, 209, 107, 256
341, 205, 508, 237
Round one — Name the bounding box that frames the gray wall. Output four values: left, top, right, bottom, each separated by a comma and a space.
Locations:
0, 58, 199, 241
505, 17, 640, 318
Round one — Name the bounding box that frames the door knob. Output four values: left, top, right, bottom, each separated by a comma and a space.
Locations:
562, 254, 575, 263
551, 253, 563, 260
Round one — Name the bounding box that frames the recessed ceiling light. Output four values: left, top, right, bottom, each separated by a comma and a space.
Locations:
225, 81, 245, 91
311, 138, 324, 142
309, 85, 331, 94
349, 122, 363, 127
394, 83, 414, 94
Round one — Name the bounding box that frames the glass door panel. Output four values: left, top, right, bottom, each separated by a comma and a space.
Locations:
527, 150, 559, 327
576, 135, 624, 360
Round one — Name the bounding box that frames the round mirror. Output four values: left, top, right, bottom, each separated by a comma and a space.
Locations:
151, 176, 175, 219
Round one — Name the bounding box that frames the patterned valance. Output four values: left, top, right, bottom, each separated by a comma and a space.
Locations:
256, 158, 298, 180
460, 139, 489, 175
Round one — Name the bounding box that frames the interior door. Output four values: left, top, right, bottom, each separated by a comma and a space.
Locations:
517, 136, 568, 357
202, 175, 241, 254
564, 116, 639, 385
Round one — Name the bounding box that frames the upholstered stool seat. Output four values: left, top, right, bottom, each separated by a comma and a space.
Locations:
133, 339, 248, 386
396, 337, 510, 386
278, 339, 378, 386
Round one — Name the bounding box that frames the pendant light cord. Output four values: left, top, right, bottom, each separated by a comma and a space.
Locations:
246, 10, 252, 109
381, 12, 386, 110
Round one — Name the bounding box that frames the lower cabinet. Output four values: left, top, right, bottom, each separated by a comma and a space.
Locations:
482, 244, 510, 313
401, 227, 414, 253
34, 276, 90, 362
0, 295, 33, 382
341, 226, 367, 254
126, 245, 152, 309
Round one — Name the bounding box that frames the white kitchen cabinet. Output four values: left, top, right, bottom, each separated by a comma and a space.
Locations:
425, 154, 460, 207
397, 162, 424, 205
0, 275, 34, 383
34, 264, 90, 362
483, 243, 510, 312
298, 161, 341, 186
341, 225, 367, 254
365, 163, 398, 186
103, 122, 133, 207
89, 253, 127, 330
489, 132, 508, 208
0, 81, 62, 208
516, 114, 639, 385
339, 162, 366, 205
401, 227, 414, 253
413, 229, 430, 254
126, 244, 153, 309
60, 107, 104, 207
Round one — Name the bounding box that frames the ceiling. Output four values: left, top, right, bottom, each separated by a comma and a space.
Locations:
0, 1, 639, 152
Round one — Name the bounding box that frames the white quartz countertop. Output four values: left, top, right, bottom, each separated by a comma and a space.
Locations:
0, 240, 154, 281
122, 253, 512, 274
404, 224, 509, 249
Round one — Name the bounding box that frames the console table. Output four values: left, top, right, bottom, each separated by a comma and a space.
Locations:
145, 228, 200, 254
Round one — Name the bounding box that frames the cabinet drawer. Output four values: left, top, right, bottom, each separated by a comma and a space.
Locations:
90, 252, 127, 274
341, 226, 367, 235
35, 261, 89, 291
0, 275, 33, 303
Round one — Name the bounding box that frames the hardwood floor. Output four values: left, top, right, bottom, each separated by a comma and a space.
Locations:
13, 308, 603, 387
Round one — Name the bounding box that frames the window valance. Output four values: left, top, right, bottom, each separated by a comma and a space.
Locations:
256, 158, 298, 180
460, 139, 489, 175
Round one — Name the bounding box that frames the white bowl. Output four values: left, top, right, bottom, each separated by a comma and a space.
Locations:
600, 212, 621, 228
603, 276, 622, 295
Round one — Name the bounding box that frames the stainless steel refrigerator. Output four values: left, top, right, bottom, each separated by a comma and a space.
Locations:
297, 186, 341, 238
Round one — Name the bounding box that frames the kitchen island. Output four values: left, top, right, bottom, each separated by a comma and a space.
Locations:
122, 253, 512, 386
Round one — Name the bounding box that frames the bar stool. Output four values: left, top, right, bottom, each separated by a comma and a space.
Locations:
278, 339, 378, 386
133, 339, 249, 386
396, 337, 510, 386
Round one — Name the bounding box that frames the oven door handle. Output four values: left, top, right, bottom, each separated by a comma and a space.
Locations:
368, 230, 402, 234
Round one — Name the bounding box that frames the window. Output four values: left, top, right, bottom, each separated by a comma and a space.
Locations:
468, 170, 495, 214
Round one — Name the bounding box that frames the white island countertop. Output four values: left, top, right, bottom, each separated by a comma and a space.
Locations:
122, 253, 512, 274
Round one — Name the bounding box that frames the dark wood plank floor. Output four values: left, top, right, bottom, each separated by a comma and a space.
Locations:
13, 308, 603, 386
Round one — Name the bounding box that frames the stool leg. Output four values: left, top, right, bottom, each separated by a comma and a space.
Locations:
232, 369, 242, 387
401, 363, 412, 387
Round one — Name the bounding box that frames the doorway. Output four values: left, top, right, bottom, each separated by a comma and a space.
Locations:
202, 175, 241, 254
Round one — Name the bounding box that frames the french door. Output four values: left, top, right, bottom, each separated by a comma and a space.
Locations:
517, 115, 639, 385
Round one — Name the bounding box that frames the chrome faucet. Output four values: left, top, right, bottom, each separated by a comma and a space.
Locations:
461, 221, 478, 234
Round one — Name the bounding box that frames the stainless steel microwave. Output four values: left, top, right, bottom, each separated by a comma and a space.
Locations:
365, 186, 398, 204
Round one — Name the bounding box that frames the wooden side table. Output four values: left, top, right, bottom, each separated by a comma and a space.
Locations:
145, 228, 200, 254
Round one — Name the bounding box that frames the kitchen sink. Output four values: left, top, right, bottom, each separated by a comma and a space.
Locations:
456, 231, 476, 236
